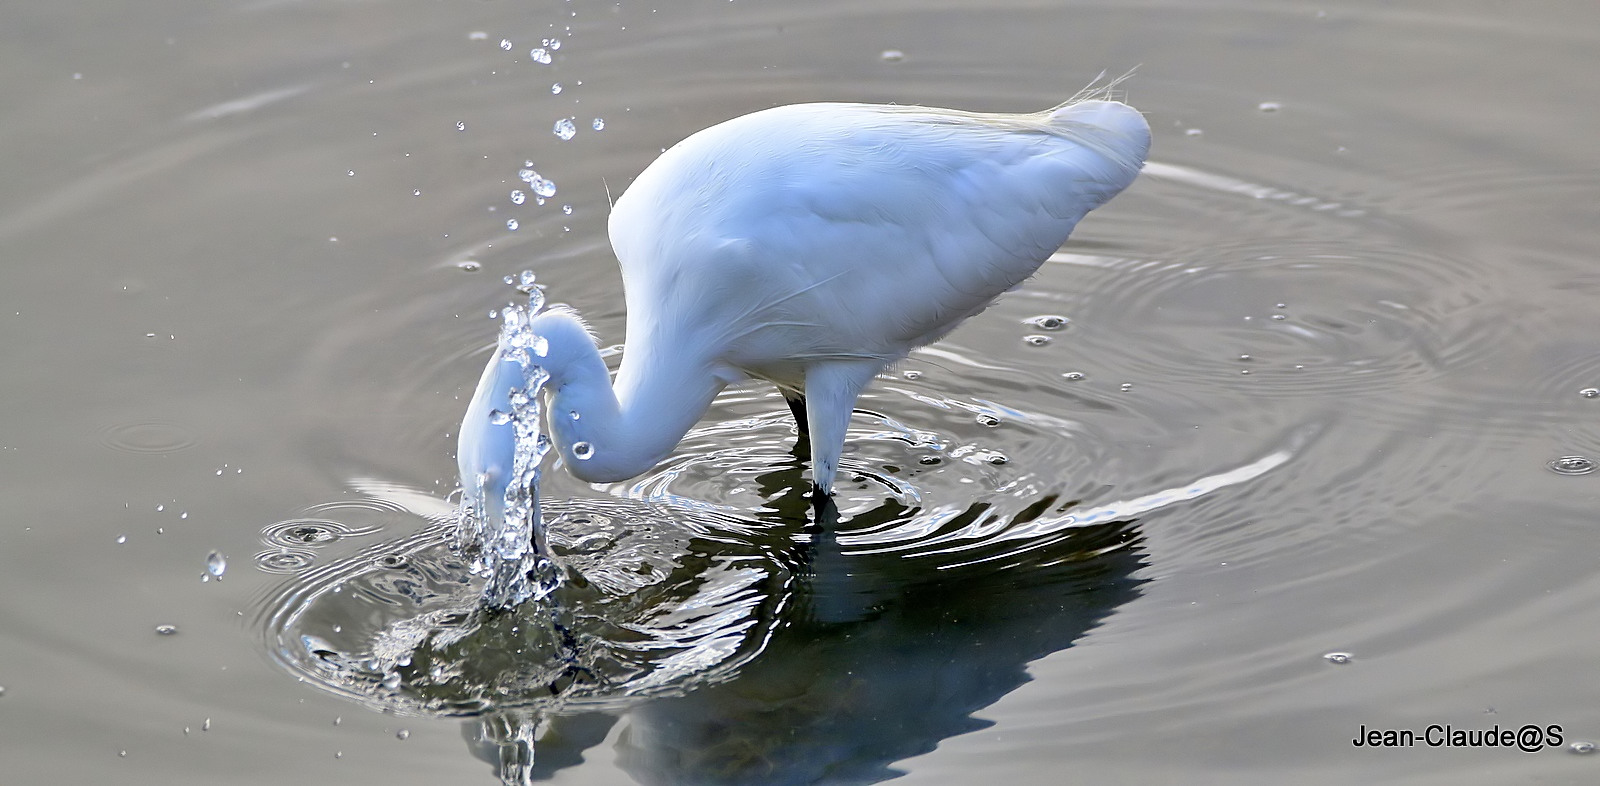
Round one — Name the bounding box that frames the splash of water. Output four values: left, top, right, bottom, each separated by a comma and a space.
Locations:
456, 278, 561, 609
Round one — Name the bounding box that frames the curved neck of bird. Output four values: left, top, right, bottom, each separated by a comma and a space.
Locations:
531, 311, 725, 484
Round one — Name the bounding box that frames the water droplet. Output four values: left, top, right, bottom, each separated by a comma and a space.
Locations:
1239, 354, 1252, 361
509, 189, 526, 205
157, 504, 164, 512
1323, 651, 1353, 664
396, 729, 411, 740
1271, 314, 1287, 320
155, 624, 178, 636
1548, 456, 1596, 476
1022, 334, 1052, 347
488, 409, 513, 425
568, 410, 580, 421
506, 219, 519, 231
0, 685, 6, 696
550, 82, 562, 94
530, 48, 552, 64
880, 49, 905, 62
571, 441, 595, 460
1024, 314, 1069, 331
1258, 101, 1281, 112
456, 260, 482, 272
456, 121, 466, 131
412, 189, 421, 197
333, 716, 341, 726
381, 671, 402, 689
500, 39, 513, 50
119, 750, 127, 758
591, 118, 605, 131
533, 178, 556, 198
206, 551, 227, 578
1581, 388, 1600, 399
1120, 382, 1134, 392
562, 204, 573, 215
1185, 128, 1203, 137
1570, 741, 1596, 754
515, 269, 538, 293
544, 37, 561, 51
116, 534, 127, 544
553, 118, 576, 140
1062, 371, 1087, 382
976, 414, 1001, 427
346, 169, 355, 176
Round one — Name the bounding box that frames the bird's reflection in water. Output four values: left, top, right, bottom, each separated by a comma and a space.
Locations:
456, 481, 1146, 786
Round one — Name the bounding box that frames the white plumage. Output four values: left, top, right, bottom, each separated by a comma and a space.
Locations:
460, 96, 1150, 510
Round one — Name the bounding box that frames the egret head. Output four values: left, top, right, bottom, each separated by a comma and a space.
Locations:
457, 343, 524, 528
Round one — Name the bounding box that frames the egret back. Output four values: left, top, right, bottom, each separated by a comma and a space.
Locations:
607, 99, 1149, 386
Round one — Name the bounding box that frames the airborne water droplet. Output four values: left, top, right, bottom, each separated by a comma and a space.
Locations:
530, 48, 552, 64
553, 118, 576, 140
591, 118, 605, 131
506, 219, 519, 231
206, 551, 226, 578
499, 39, 512, 50
572, 441, 594, 460
510, 189, 526, 205
396, 729, 411, 740
550, 82, 562, 95
1258, 101, 1282, 112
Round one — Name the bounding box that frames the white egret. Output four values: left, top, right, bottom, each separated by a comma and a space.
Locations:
459, 94, 1150, 519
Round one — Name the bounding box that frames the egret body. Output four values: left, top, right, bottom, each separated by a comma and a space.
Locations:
460, 96, 1150, 516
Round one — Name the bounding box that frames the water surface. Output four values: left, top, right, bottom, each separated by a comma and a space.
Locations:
4, 1, 1600, 784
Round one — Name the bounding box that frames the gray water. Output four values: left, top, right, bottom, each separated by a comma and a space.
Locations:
5, 1, 1600, 784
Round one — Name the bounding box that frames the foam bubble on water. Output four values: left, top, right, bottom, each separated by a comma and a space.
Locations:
1548, 456, 1596, 476
1323, 651, 1353, 664
155, 624, 178, 636
1581, 387, 1599, 399
553, 118, 576, 140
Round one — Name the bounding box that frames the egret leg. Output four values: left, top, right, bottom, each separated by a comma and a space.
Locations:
802, 360, 882, 496
783, 392, 809, 436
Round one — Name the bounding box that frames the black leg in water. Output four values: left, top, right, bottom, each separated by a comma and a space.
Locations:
784, 392, 810, 437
